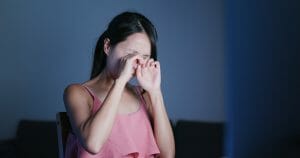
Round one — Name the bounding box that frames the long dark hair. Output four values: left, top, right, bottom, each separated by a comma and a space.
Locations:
90, 11, 158, 79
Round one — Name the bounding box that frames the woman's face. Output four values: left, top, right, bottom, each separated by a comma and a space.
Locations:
105, 32, 151, 78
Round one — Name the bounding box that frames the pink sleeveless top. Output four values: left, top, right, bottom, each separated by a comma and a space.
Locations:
65, 85, 160, 158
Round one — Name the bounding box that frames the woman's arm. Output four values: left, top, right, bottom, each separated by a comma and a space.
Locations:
64, 54, 141, 154
64, 79, 126, 154
136, 59, 175, 158
144, 90, 175, 158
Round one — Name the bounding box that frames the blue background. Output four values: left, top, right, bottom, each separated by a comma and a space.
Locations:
1, 0, 299, 157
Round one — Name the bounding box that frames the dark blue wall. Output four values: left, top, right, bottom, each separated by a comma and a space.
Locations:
225, 0, 300, 157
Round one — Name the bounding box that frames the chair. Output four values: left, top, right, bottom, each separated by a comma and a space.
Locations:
174, 120, 224, 158
56, 112, 72, 158
16, 120, 58, 158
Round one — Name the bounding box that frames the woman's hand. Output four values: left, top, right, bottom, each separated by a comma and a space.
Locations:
117, 54, 142, 84
136, 58, 161, 93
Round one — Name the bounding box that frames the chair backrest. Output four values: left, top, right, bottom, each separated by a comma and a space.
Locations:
56, 112, 72, 158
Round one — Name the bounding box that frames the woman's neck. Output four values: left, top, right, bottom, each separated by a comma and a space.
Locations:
93, 69, 116, 90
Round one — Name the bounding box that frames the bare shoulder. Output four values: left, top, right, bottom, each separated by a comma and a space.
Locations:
64, 83, 86, 99
63, 83, 90, 109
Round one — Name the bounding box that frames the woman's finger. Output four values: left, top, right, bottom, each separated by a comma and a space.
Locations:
136, 64, 142, 78
146, 58, 154, 67
149, 59, 155, 67
154, 61, 160, 68
134, 55, 144, 69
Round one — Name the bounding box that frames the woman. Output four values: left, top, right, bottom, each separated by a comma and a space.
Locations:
63, 11, 175, 158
